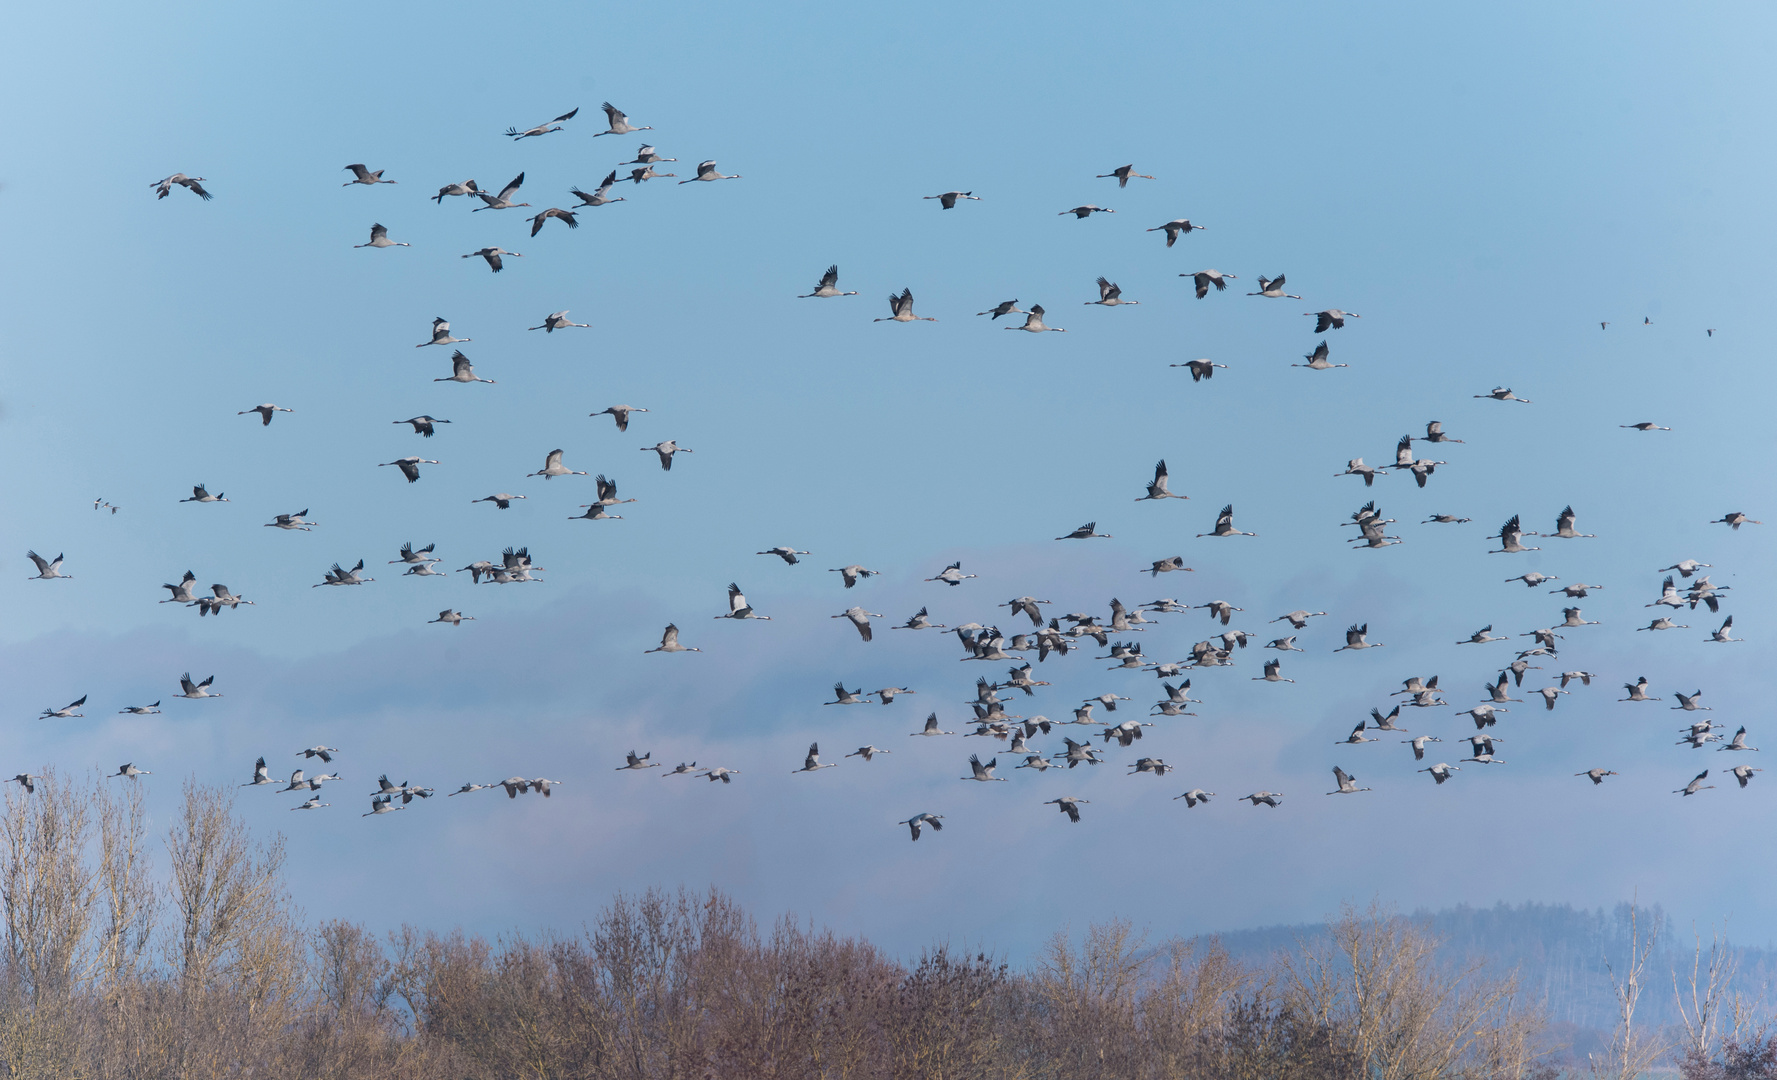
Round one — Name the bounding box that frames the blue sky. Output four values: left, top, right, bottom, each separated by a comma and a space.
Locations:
2, 0, 1774, 956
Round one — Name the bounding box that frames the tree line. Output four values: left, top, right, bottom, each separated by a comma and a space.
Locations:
0, 773, 1767, 1078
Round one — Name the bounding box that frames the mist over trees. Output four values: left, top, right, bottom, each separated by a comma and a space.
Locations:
0, 774, 1770, 1077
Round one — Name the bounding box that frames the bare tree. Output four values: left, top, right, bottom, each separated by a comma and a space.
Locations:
1595, 901, 1666, 1080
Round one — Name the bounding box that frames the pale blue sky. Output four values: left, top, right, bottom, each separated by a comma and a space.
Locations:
2, 0, 1774, 955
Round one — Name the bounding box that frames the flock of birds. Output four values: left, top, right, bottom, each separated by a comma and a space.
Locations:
33, 99, 1760, 834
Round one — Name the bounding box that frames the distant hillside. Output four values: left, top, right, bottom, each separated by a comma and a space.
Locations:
1202, 901, 1777, 1031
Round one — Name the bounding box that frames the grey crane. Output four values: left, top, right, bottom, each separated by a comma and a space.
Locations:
1576, 768, 1618, 785
662, 762, 697, 778
924, 191, 980, 208
1045, 796, 1090, 822
1423, 514, 1471, 524
1248, 275, 1301, 299
313, 559, 373, 587
1719, 727, 1759, 752
1060, 205, 1114, 218
895, 607, 945, 631
962, 754, 1006, 782
758, 546, 810, 565
645, 624, 699, 654
417, 317, 472, 348
1416, 420, 1464, 444
529, 449, 587, 479
1560, 671, 1598, 688
1544, 505, 1595, 539
471, 173, 529, 211
1174, 789, 1215, 807
1622, 421, 1671, 431
1307, 309, 1361, 331
1419, 763, 1459, 784
1254, 659, 1295, 683
617, 751, 660, 772
642, 441, 692, 470
392, 542, 440, 566
1328, 767, 1371, 795
380, 457, 439, 483
176, 673, 222, 699
1660, 559, 1712, 578
1475, 387, 1531, 403
1198, 504, 1256, 538
118, 702, 161, 715
799, 264, 858, 298
26, 552, 72, 580
1729, 766, 1763, 788
1404, 735, 1443, 761
912, 713, 954, 737
1182, 269, 1237, 298
927, 561, 976, 586
1333, 623, 1383, 652
1530, 686, 1569, 711
1710, 511, 1762, 529
833, 607, 881, 642
1272, 610, 1327, 630
569, 171, 627, 208
1675, 770, 1714, 796
697, 768, 738, 784
622, 144, 675, 164
898, 812, 943, 841
826, 683, 866, 706
1458, 625, 1510, 645
160, 572, 198, 603
432, 179, 479, 203
1241, 792, 1283, 808
291, 796, 329, 811
1148, 219, 1205, 246
238, 403, 294, 426
1294, 341, 1347, 370
1368, 705, 1408, 732
152, 173, 211, 200
1621, 676, 1654, 702
1336, 458, 1384, 486
1708, 616, 1740, 643
1008, 304, 1065, 332
593, 405, 649, 432
1136, 459, 1187, 501
506, 107, 578, 139
529, 311, 590, 332
429, 609, 473, 626
354, 223, 409, 249
1098, 164, 1155, 186
1056, 522, 1110, 540
1491, 515, 1540, 554
626, 165, 675, 182
1088, 277, 1139, 306
343, 163, 396, 186
829, 565, 879, 588
978, 299, 1026, 319
847, 746, 892, 762
1672, 691, 1711, 712
1336, 720, 1378, 745
180, 484, 228, 504
461, 247, 522, 272
39, 695, 86, 719
875, 687, 915, 704
395, 415, 451, 437
1172, 358, 1227, 381
1638, 616, 1689, 632
435, 350, 495, 383
363, 795, 404, 817
1506, 572, 1557, 587
242, 758, 272, 787
527, 207, 578, 236
592, 102, 650, 137
680, 160, 740, 183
